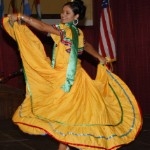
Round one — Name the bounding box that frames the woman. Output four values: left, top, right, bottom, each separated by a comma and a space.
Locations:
3, 0, 142, 150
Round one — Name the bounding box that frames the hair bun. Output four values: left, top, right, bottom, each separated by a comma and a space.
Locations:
74, 0, 84, 6
74, 0, 86, 20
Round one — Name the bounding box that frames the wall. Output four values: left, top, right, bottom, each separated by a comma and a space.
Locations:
4, 0, 93, 26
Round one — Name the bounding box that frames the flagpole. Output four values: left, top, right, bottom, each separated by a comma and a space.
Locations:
7, 0, 12, 14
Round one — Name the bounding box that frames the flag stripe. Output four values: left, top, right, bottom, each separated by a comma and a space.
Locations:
99, 0, 116, 61
105, 8, 116, 58
102, 10, 114, 58
99, 16, 108, 57
108, 7, 115, 39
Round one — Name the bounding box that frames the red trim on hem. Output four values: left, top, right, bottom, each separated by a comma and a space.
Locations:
14, 121, 142, 150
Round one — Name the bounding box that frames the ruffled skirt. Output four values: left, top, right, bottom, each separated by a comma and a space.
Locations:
3, 17, 142, 150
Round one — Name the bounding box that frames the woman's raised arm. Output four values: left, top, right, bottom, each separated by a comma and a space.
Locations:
7, 13, 60, 35
84, 41, 107, 65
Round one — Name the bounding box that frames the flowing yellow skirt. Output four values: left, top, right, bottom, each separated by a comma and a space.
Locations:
3, 17, 142, 150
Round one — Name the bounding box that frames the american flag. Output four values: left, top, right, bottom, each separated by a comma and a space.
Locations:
98, 0, 116, 62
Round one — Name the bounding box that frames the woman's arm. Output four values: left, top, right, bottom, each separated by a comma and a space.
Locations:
84, 41, 107, 64
7, 13, 60, 35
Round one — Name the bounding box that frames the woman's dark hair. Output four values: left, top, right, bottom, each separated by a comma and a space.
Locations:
64, 0, 86, 20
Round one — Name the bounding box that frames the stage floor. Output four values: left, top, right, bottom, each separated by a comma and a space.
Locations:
0, 115, 149, 150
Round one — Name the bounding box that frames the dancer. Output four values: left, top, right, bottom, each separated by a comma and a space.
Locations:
3, 0, 142, 149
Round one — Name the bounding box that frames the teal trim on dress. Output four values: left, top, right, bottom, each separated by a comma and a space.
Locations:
51, 22, 79, 92
61, 22, 79, 92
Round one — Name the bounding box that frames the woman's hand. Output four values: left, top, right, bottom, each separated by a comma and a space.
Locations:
7, 13, 19, 22
97, 55, 107, 65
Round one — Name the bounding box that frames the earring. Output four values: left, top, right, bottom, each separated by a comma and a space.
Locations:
73, 19, 78, 26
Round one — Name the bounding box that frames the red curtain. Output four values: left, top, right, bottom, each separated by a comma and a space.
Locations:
110, 0, 150, 114
0, 28, 25, 89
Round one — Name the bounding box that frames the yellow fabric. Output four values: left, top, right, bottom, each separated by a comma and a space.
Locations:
50, 23, 84, 49
3, 17, 142, 150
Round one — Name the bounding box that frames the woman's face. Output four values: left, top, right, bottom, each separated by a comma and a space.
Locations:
60, 5, 79, 23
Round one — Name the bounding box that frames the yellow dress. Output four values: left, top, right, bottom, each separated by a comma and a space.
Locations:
3, 17, 142, 150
